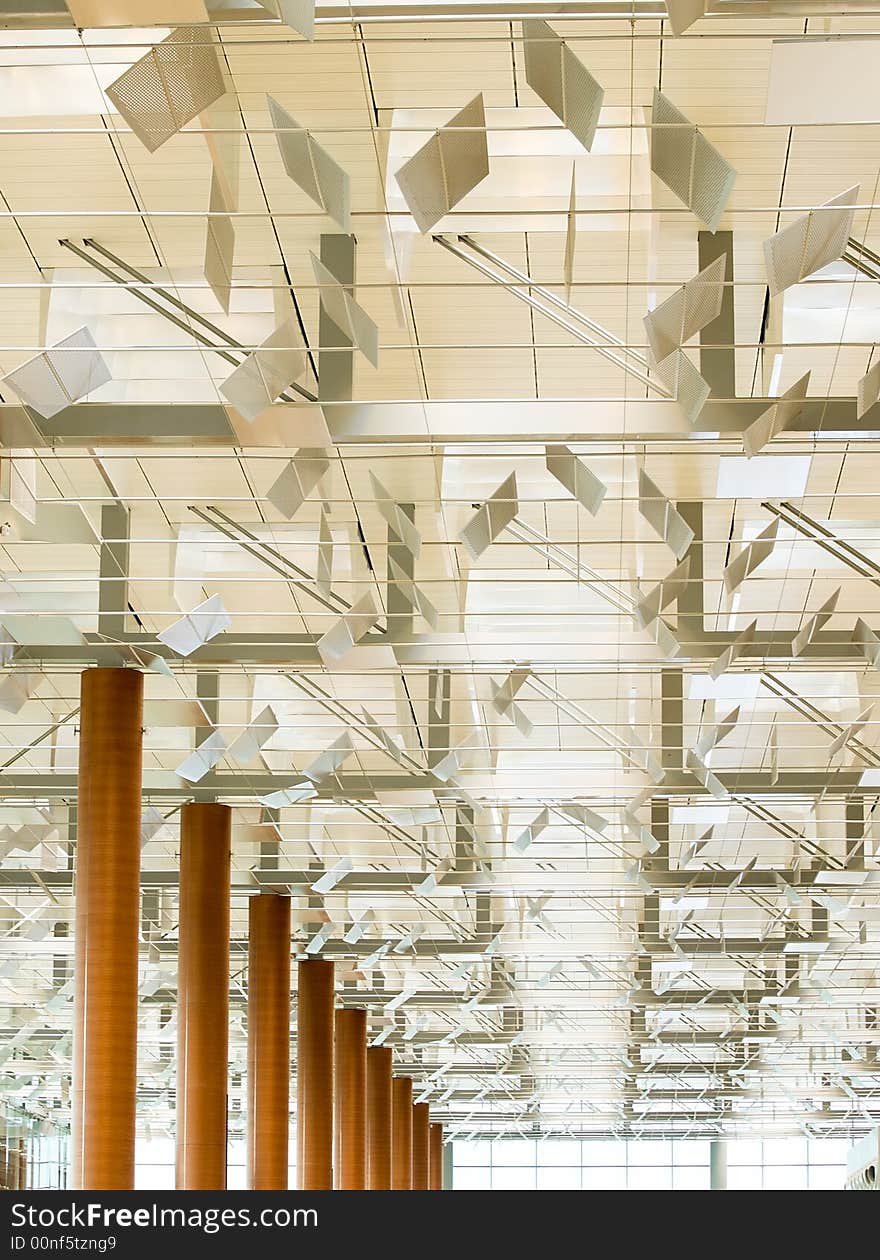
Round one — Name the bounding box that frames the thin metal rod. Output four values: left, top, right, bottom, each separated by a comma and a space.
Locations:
434, 235, 670, 397
0, 708, 79, 772
59, 238, 317, 404
505, 518, 635, 615
458, 234, 649, 363
761, 673, 880, 769
764, 500, 880, 589
187, 505, 348, 618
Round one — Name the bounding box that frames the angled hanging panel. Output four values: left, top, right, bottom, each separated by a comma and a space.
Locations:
106, 27, 225, 153
643, 255, 727, 363
742, 371, 811, 457
220, 322, 306, 422
650, 91, 735, 231
395, 94, 490, 234
763, 186, 859, 295
665, 0, 707, 35
267, 95, 350, 232
651, 350, 710, 426
522, 19, 604, 152
4, 328, 111, 420
857, 359, 880, 419
459, 472, 519, 561
263, 0, 316, 41
204, 171, 235, 313
310, 252, 378, 367
266, 449, 329, 518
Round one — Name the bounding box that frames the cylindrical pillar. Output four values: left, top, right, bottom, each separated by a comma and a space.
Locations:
297, 959, 335, 1190
429, 1122, 443, 1190
710, 1139, 728, 1191
391, 1076, 413, 1190
72, 667, 143, 1190
247, 894, 291, 1189
412, 1102, 429, 1189
334, 1007, 367, 1189
17, 1138, 26, 1191
176, 803, 231, 1190
366, 1045, 392, 1189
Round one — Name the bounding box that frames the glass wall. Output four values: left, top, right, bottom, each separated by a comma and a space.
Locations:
726, 1138, 848, 1190
135, 1137, 296, 1190
451, 1137, 849, 1190
1, 1105, 69, 1190
130, 1133, 853, 1191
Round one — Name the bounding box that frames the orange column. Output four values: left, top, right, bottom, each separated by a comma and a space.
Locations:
297, 959, 335, 1189
412, 1101, 429, 1189
366, 1045, 392, 1189
247, 894, 290, 1189
429, 1122, 444, 1190
391, 1076, 413, 1190
334, 1007, 367, 1189
176, 802, 231, 1190
72, 667, 143, 1190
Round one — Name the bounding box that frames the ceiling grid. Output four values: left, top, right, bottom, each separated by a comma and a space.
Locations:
0, 0, 879, 1145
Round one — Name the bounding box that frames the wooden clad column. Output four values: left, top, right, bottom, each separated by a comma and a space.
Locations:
176, 802, 231, 1190
334, 1007, 367, 1189
391, 1076, 413, 1190
366, 1045, 392, 1189
412, 1102, 429, 1189
247, 894, 291, 1189
429, 1122, 443, 1190
72, 667, 143, 1190
297, 959, 335, 1189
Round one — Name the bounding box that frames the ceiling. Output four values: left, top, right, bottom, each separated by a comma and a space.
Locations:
1, 0, 880, 1145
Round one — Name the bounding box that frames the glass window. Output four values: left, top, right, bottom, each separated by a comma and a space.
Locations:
491, 1166, 537, 1190
763, 1165, 808, 1191
582, 1166, 627, 1190
672, 1166, 710, 1190
673, 1140, 711, 1165
581, 1140, 624, 1166
136, 1135, 175, 1165
727, 1166, 762, 1191
491, 1139, 535, 1166
537, 1166, 580, 1190
538, 1139, 580, 1165
454, 1166, 491, 1190
727, 1140, 763, 1166
809, 1139, 849, 1165
454, 1139, 491, 1166
763, 1138, 808, 1165
135, 1164, 173, 1190
628, 1166, 673, 1190
809, 1165, 844, 1191
628, 1141, 672, 1166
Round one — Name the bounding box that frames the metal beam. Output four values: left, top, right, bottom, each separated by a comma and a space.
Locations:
318, 233, 356, 404
97, 503, 130, 640
0, 863, 866, 895
0, 766, 870, 802
698, 231, 736, 399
